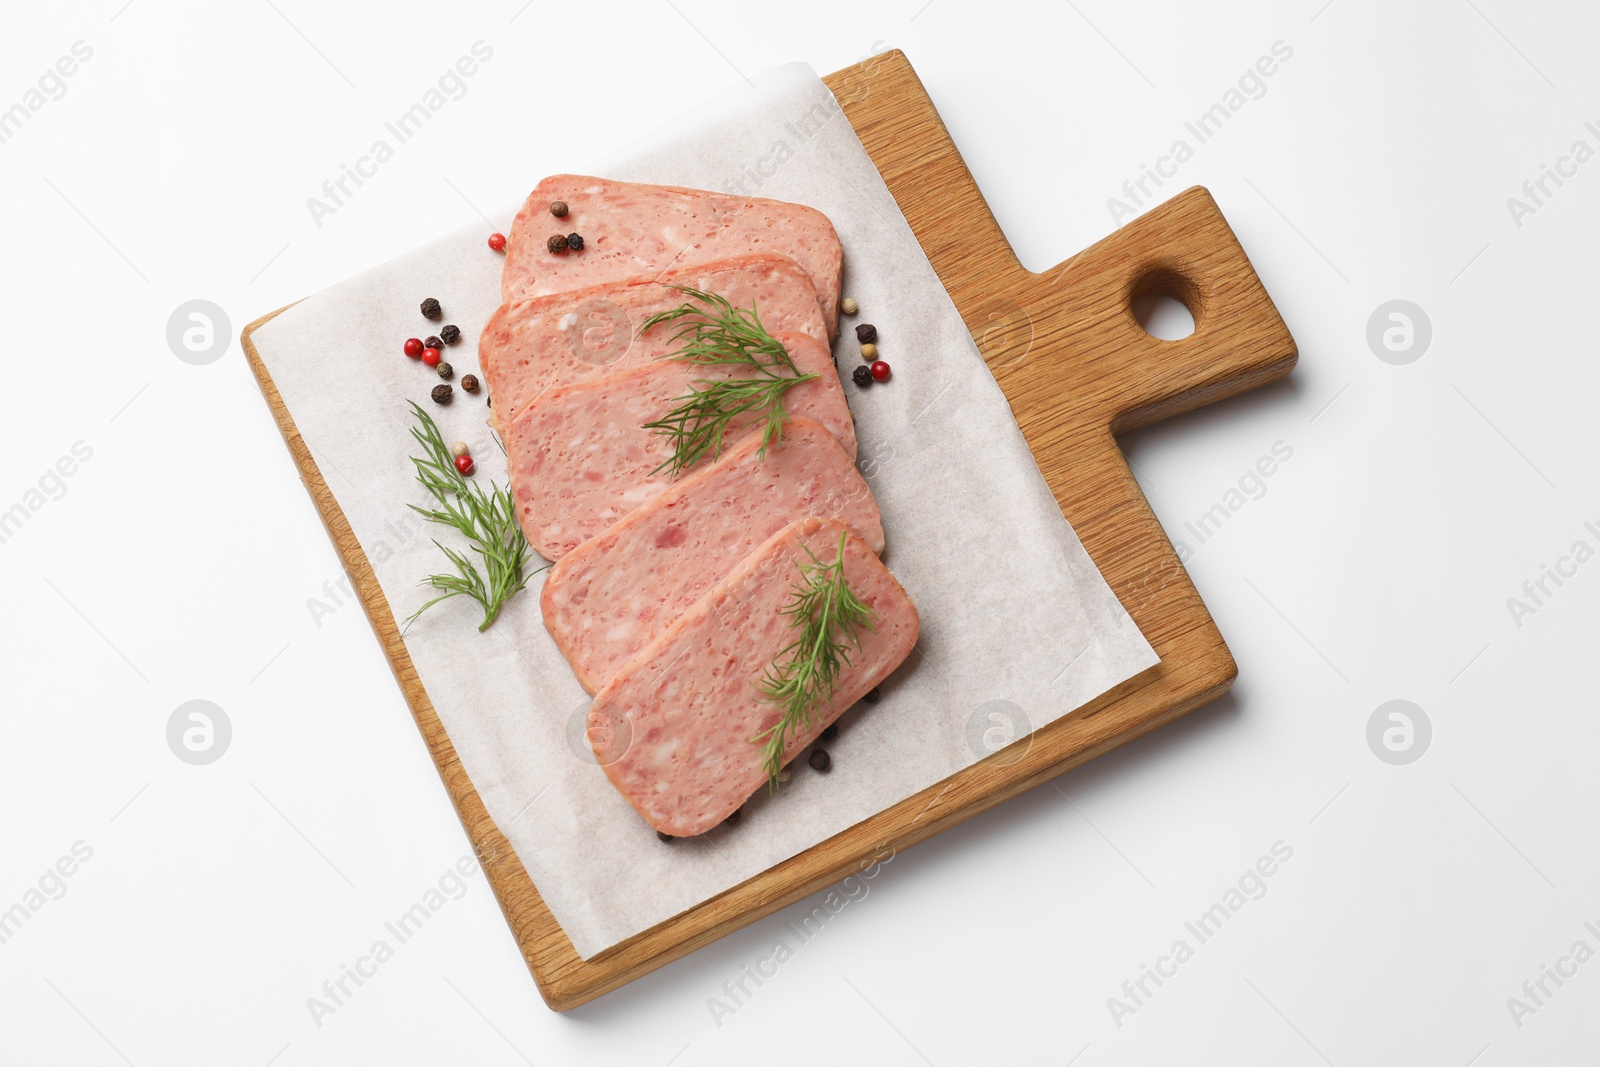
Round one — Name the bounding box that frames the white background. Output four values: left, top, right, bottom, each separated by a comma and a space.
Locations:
1, 0, 1595, 1064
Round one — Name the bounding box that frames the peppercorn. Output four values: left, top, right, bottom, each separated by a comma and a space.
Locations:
404, 337, 423, 359
851, 365, 873, 388
863, 687, 881, 704
855, 323, 877, 344
860, 342, 878, 361
440, 324, 461, 345
487, 232, 506, 251
566, 232, 584, 251
550, 200, 568, 218
421, 297, 442, 320
725, 808, 742, 827
841, 297, 859, 315
455, 454, 475, 476
451, 441, 469, 457
437, 362, 453, 380
809, 749, 831, 772
548, 233, 569, 253
425, 335, 443, 350
870, 360, 891, 383
421, 347, 442, 368
656, 829, 674, 843
431, 384, 452, 405
820, 723, 839, 743
461, 374, 480, 394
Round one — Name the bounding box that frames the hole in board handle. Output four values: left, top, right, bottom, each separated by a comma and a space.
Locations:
1129, 268, 1199, 341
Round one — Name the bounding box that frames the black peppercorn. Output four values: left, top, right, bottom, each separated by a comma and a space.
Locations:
656, 829, 674, 843
863, 687, 880, 704
808, 749, 831, 772
550, 200, 568, 218
460, 374, 480, 394
436, 362, 453, 380
421, 297, 442, 320
820, 723, 839, 743
851, 365, 873, 388
439, 324, 461, 345
425, 335, 443, 350
566, 232, 584, 251
724, 808, 742, 826
430, 383, 452, 405
855, 323, 877, 345
548, 233, 569, 253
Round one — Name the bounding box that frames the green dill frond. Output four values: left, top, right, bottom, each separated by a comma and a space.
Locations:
639, 286, 818, 477
403, 401, 541, 633
750, 530, 876, 791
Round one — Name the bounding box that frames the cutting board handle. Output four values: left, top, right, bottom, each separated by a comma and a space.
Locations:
829, 51, 1294, 436
980, 186, 1296, 436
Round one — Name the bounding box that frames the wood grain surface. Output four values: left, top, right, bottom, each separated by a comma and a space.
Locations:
240, 49, 1296, 1011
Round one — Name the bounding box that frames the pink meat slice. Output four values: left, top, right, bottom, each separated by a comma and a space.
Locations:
480, 254, 828, 432
506, 337, 855, 562
586, 517, 919, 837
541, 418, 883, 693
501, 175, 842, 336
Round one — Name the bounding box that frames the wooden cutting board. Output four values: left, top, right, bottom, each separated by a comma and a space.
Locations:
241, 49, 1295, 1011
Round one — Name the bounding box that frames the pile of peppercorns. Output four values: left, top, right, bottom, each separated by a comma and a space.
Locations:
840, 299, 890, 388
485, 201, 585, 257
545, 200, 584, 254
405, 297, 473, 406
403, 298, 483, 472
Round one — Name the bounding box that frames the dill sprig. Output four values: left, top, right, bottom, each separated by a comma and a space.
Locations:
639, 286, 818, 477
403, 400, 540, 633
751, 530, 876, 791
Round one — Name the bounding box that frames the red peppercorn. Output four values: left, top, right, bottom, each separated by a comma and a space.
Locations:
488, 232, 507, 252
404, 337, 424, 359
422, 347, 442, 367
455, 454, 475, 476
870, 360, 891, 382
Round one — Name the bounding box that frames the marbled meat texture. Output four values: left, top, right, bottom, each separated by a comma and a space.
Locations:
506, 337, 855, 562
541, 417, 883, 693
586, 517, 919, 837
480, 254, 829, 432
501, 174, 842, 336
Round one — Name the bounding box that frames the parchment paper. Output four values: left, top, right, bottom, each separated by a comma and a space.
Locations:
250, 63, 1159, 959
